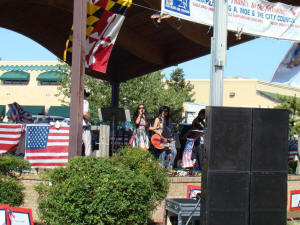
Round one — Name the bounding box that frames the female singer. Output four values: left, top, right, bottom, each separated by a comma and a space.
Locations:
150, 106, 177, 170
130, 104, 150, 150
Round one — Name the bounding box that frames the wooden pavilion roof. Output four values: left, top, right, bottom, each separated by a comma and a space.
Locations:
0, 0, 298, 82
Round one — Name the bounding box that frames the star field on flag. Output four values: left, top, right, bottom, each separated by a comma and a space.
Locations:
25, 125, 50, 150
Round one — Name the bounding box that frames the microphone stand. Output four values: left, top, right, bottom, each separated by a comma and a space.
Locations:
184, 193, 201, 225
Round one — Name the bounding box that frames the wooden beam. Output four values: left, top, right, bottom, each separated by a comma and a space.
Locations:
69, 0, 87, 159
166, 19, 211, 47
118, 27, 166, 65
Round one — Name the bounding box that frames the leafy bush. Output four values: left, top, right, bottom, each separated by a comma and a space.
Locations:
0, 176, 25, 206
36, 151, 169, 225
0, 154, 31, 177
289, 161, 298, 174
0, 155, 31, 206
112, 147, 169, 211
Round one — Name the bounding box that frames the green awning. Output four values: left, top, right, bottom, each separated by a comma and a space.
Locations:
36, 71, 67, 82
0, 105, 5, 117
257, 91, 300, 102
258, 91, 279, 102
48, 106, 70, 118
0, 71, 30, 81
21, 105, 45, 115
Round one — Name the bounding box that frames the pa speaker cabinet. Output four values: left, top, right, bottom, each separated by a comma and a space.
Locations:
201, 107, 289, 225
204, 107, 252, 171
252, 108, 289, 172
201, 107, 252, 225
250, 172, 287, 225
250, 108, 288, 225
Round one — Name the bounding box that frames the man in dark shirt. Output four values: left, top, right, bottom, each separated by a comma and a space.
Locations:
192, 109, 205, 128
189, 109, 206, 170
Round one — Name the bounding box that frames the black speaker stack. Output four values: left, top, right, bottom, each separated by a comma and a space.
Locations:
200, 107, 289, 225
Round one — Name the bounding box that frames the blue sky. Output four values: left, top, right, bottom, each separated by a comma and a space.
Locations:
0, 27, 293, 82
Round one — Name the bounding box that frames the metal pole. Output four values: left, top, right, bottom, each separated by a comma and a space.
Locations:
111, 81, 120, 108
110, 81, 119, 155
69, 0, 87, 158
209, 0, 228, 106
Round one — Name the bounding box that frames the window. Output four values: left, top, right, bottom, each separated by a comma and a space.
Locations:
39, 81, 58, 85
229, 92, 235, 98
2, 80, 29, 85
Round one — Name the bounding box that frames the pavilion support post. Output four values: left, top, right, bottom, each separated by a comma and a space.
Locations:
209, 0, 228, 106
68, 0, 87, 159
111, 81, 120, 108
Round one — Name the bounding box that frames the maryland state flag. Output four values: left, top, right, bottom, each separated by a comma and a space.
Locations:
64, 0, 132, 73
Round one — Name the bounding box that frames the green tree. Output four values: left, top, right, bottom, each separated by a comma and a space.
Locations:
167, 68, 194, 99
56, 62, 111, 120
275, 94, 300, 134
165, 68, 194, 120
57, 62, 194, 122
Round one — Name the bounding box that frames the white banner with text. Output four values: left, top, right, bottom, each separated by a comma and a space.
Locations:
161, 0, 300, 41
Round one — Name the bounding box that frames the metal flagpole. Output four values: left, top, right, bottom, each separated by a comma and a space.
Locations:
209, 0, 228, 106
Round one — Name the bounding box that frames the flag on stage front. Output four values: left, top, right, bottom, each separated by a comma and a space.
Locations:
181, 138, 195, 168
0, 124, 22, 154
64, 0, 132, 74
25, 125, 69, 168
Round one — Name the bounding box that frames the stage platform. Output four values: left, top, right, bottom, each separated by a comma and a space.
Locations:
18, 174, 300, 224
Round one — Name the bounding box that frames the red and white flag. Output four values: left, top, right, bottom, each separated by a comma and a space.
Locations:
289, 139, 298, 161
64, 0, 132, 74
25, 125, 69, 168
0, 124, 22, 154
181, 138, 195, 168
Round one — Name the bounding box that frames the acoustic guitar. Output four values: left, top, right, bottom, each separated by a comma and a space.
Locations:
151, 117, 185, 150
151, 134, 170, 150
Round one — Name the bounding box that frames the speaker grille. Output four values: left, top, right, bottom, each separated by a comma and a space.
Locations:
207, 172, 250, 210
201, 107, 289, 225
250, 172, 287, 209
252, 109, 289, 172
206, 107, 252, 171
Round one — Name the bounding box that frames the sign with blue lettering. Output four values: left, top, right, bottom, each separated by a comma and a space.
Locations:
161, 0, 300, 41
164, 0, 190, 16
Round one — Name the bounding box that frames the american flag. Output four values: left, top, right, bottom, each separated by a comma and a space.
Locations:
289, 139, 298, 161
25, 124, 69, 168
0, 124, 23, 154
110, 135, 129, 150
181, 138, 195, 168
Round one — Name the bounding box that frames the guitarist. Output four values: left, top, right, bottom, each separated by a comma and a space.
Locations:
150, 106, 177, 170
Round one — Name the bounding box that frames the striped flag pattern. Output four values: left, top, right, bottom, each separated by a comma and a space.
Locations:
110, 135, 129, 150
181, 138, 195, 168
0, 124, 23, 154
7, 102, 32, 123
25, 125, 69, 168
289, 139, 298, 161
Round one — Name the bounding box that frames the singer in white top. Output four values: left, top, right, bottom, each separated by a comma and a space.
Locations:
130, 104, 150, 150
